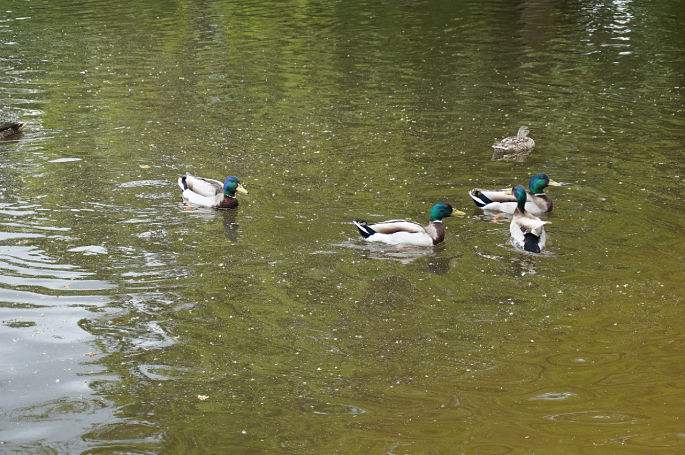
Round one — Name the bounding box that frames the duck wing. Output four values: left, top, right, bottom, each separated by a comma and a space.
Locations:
510, 211, 548, 244
178, 173, 222, 197
516, 215, 548, 236
180, 189, 222, 208
470, 187, 547, 214
366, 219, 425, 234
469, 188, 516, 205
470, 188, 524, 213
352, 219, 433, 246
493, 136, 535, 149
511, 217, 547, 252
492, 136, 516, 150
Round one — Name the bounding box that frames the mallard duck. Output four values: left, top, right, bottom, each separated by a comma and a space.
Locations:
510, 185, 549, 253
0, 121, 23, 140
177, 173, 247, 209
491, 126, 535, 161
468, 173, 561, 215
352, 202, 465, 247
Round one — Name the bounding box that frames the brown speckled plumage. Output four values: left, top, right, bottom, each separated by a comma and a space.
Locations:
491, 126, 535, 161
0, 122, 23, 140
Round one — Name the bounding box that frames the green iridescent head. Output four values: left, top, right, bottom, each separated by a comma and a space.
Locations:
429, 202, 453, 221
513, 185, 528, 211
528, 173, 561, 194
223, 176, 248, 197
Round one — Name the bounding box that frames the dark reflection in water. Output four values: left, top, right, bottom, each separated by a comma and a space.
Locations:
426, 256, 456, 275
0, 0, 683, 453
221, 210, 239, 243
509, 254, 539, 277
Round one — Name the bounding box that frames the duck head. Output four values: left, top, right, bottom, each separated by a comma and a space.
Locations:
429, 202, 465, 222
513, 185, 528, 212
223, 176, 248, 197
528, 173, 561, 194
516, 126, 530, 139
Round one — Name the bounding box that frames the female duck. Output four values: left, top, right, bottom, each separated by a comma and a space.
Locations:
510, 185, 549, 253
178, 173, 247, 209
491, 126, 535, 161
468, 173, 561, 215
353, 202, 465, 247
0, 121, 23, 140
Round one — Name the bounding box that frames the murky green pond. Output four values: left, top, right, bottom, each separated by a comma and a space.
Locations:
1, 0, 683, 453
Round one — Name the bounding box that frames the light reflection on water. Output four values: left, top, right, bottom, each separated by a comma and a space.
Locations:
0, 0, 683, 453
0, 202, 116, 449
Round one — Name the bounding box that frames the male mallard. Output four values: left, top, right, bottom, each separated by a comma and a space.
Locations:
491, 126, 534, 161
0, 121, 23, 140
510, 185, 549, 253
352, 202, 465, 247
468, 173, 561, 215
177, 173, 247, 209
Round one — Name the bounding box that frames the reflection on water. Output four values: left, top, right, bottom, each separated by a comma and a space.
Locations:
0, 201, 114, 451
337, 240, 438, 265
220, 210, 240, 243
1, 0, 683, 453
425, 256, 456, 275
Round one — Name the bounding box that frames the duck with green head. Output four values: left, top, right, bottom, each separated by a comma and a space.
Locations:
178, 173, 248, 209
353, 202, 465, 247
468, 173, 562, 215
509, 185, 550, 253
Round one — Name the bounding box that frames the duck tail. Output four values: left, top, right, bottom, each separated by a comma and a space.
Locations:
352, 220, 375, 239
468, 189, 491, 208
523, 233, 541, 253
178, 175, 188, 191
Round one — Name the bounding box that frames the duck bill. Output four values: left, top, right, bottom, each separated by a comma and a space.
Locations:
452, 209, 466, 216
548, 179, 562, 187
236, 183, 248, 195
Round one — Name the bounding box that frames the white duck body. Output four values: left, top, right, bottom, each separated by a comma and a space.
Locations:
352, 203, 460, 247
508, 184, 549, 253
178, 174, 225, 208
352, 219, 444, 247
509, 208, 549, 252
468, 188, 551, 215
469, 173, 560, 215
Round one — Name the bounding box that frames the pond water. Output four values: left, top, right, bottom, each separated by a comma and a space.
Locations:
0, 0, 683, 453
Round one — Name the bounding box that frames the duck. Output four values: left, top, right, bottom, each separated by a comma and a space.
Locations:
491, 126, 535, 161
468, 173, 562, 215
0, 121, 23, 140
177, 173, 247, 209
509, 185, 549, 253
352, 202, 465, 247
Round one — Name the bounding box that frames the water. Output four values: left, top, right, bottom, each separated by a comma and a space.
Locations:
0, 0, 683, 453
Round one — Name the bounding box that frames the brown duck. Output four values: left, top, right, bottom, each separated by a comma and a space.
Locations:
491, 126, 535, 161
0, 122, 23, 140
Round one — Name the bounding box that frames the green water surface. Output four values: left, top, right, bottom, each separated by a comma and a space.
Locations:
0, 0, 683, 453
